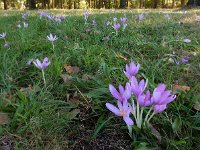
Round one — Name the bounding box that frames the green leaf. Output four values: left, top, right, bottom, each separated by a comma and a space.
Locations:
172, 117, 182, 132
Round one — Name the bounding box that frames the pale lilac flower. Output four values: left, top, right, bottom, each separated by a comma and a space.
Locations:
130, 76, 148, 98
84, 10, 89, 21
0, 33, 6, 39
106, 21, 111, 26
113, 23, 120, 31
120, 17, 127, 24
123, 24, 127, 31
27, 59, 33, 65
86, 28, 90, 32
109, 83, 131, 102
181, 56, 190, 63
165, 14, 171, 20
47, 34, 58, 42
138, 14, 144, 21
124, 62, 140, 80
195, 16, 200, 22
33, 57, 51, 70
153, 104, 167, 113
137, 90, 151, 107
113, 17, 117, 22
24, 22, 28, 28
92, 19, 97, 26
22, 13, 28, 19
17, 24, 21, 28
106, 100, 134, 126
3, 43, 9, 49
151, 84, 176, 105
183, 39, 191, 43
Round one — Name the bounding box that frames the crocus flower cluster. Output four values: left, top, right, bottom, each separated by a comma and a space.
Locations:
106, 62, 176, 129
0, 32, 9, 49
84, 10, 89, 24
174, 55, 190, 65
38, 12, 65, 23
112, 17, 128, 35
17, 22, 29, 28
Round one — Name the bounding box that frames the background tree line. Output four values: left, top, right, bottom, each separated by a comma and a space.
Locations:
0, 0, 200, 10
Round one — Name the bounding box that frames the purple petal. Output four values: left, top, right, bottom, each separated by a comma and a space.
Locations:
153, 104, 167, 113
109, 84, 120, 100
106, 103, 120, 116
123, 116, 134, 126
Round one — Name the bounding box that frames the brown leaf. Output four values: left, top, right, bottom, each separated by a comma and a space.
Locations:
64, 65, 80, 74
67, 109, 80, 120
172, 84, 190, 92
0, 113, 10, 125
82, 74, 93, 80
148, 123, 161, 143
194, 101, 200, 111
116, 54, 128, 61
60, 74, 72, 84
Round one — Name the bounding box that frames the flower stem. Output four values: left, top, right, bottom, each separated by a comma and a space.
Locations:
144, 107, 152, 126
42, 69, 46, 87
136, 101, 140, 128
147, 111, 156, 124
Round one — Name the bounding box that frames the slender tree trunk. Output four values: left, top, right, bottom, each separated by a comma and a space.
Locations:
120, 0, 126, 8
29, 0, 36, 9
3, 0, 7, 10
154, 0, 158, 8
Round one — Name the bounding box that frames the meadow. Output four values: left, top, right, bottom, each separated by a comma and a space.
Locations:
0, 9, 200, 149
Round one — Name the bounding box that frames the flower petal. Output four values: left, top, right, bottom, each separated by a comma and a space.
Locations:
106, 103, 120, 116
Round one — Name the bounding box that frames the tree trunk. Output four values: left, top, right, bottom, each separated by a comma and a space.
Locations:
29, 0, 36, 9
3, 0, 7, 10
120, 0, 126, 8
187, 0, 200, 6
154, 0, 158, 8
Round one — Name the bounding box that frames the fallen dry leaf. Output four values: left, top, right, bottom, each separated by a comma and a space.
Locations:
116, 54, 128, 61
148, 123, 162, 143
82, 74, 93, 80
60, 74, 72, 84
64, 65, 80, 74
67, 109, 80, 120
194, 101, 200, 111
0, 113, 10, 125
172, 84, 190, 92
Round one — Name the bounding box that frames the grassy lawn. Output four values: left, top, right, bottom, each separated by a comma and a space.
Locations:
0, 9, 200, 149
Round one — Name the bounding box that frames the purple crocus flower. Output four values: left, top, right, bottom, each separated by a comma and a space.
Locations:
153, 104, 167, 113
3, 43, 9, 49
195, 16, 200, 22
181, 56, 190, 63
113, 17, 117, 22
106, 100, 134, 126
92, 19, 97, 26
17, 24, 21, 28
0, 33, 6, 39
137, 90, 151, 107
130, 76, 148, 98
138, 14, 144, 21
113, 23, 120, 31
165, 14, 171, 20
24, 22, 28, 28
151, 84, 176, 105
84, 10, 89, 21
22, 13, 28, 19
182, 39, 191, 43
33, 57, 51, 70
109, 83, 131, 102
47, 33, 58, 42
120, 17, 127, 24
124, 62, 140, 80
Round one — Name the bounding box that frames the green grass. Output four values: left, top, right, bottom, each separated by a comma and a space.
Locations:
0, 9, 200, 149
